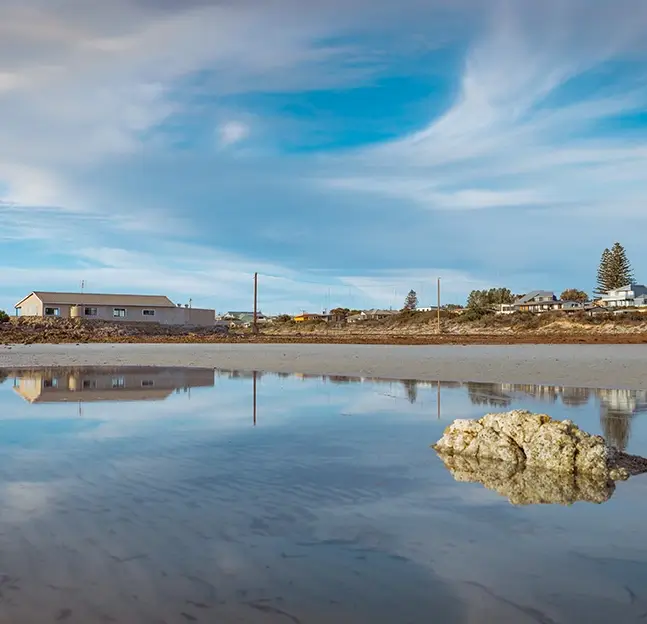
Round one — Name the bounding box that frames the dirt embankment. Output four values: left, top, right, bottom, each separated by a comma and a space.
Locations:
2, 313, 647, 345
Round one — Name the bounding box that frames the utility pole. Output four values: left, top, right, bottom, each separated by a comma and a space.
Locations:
253, 272, 259, 335
253, 370, 257, 426
437, 277, 441, 334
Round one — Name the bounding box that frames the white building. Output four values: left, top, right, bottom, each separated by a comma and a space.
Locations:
599, 284, 647, 308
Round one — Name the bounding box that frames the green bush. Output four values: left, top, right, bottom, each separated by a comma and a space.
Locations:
0, 310, 9, 323
457, 307, 493, 323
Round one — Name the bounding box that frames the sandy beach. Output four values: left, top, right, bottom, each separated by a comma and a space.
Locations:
2, 343, 647, 389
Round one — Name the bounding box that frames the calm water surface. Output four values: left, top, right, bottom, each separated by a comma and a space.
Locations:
0, 367, 647, 623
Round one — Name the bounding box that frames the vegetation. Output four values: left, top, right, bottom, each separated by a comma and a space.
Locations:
402, 290, 418, 311
560, 289, 588, 303
0, 310, 9, 323
330, 307, 361, 319
595, 242, 634, 295
466, 288, 515, 310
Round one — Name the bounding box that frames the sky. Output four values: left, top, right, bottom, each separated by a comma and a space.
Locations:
1, 0, 647, 314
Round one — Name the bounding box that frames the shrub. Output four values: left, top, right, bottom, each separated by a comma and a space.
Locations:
456, 307, 494, 323
0, 310, 9, 323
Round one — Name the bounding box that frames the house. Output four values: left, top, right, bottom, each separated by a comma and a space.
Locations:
598, 284, 647, 308
223, 311, 267, 325
513, 291, 559, 312
347, 309, 399, 323
14, 291, 215, 326
294, 312, 324, 322
495, 303, 515, 315
513, 291, 584, 313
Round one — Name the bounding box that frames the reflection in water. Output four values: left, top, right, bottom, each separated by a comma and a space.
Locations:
466, 382, 513, 408
401, 379, 418, 404
0, 367, 645, 621
9, 367, 215, 403
3, 368, 647, 452
437, 454, 616, 505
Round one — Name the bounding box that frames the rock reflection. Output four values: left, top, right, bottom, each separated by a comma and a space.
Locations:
437, 454, 616, 506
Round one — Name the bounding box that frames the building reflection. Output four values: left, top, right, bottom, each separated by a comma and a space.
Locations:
11, 367, 215, 404
463, 382, 647, 452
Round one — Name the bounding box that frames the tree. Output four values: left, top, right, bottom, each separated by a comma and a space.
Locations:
403, 290, 418, 311
610, 242, 634, 288
560, 289, 588, 303
466, 288, 514, 310
594, 243, 634, 295
594, 248, 612, 296
0, 310, 9, 323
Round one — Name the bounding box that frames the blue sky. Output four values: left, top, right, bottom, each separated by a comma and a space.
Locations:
1, 0, 647, 314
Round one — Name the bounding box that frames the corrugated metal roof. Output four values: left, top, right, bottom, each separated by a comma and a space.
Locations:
21, 292, 176, 308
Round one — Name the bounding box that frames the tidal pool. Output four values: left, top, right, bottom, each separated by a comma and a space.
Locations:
0, 367, 646, 623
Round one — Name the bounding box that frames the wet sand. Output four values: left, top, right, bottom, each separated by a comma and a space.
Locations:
2, 343, 647, 389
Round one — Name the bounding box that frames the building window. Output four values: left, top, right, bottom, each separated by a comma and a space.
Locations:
112, 377, 125, 388
43, 378, 59, 388
141, 380, 155, 387
113, 308, 127, 318
142, 309, 155, 317
45, 307, 60, 316
85, 307, 98, 316
82, 379, 97, 389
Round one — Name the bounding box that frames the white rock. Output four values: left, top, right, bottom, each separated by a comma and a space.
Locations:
433, 409, 644, 481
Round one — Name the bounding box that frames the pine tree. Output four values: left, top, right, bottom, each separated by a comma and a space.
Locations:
403, 290, 418, 311
610, 242, 634, 289
594, 243, 634, 295
594, 248, 612, 295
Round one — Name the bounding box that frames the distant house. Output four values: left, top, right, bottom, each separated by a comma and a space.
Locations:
599, 284, 647, 308
294, 312, 325, 322
513, 291, 584, 313
347, 309, 399, 323
513, 291, 558, 312
494, 303, 515, 315
222, 311, 268, 325
14, 291, 215, 326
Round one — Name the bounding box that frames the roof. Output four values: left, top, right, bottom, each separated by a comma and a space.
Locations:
513, 291, 555, 305
365, 308, 398, 315
15, 291, 176, 308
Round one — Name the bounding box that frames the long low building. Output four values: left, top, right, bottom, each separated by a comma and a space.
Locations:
14, 291, 215, 326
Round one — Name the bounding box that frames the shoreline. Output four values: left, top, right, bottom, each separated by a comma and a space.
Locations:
2, 343, 647, 389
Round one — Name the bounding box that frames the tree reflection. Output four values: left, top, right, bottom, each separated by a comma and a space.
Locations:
466, 382, 512, 408
401, 379, 418, 404
600, 408, 633, 451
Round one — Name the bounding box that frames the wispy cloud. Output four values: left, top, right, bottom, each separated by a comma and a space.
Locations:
1, 0, 647, 310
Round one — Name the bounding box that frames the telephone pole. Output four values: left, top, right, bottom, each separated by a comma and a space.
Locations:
253, 370, 257, 426
437, 277, 441, 334
252, 272, 259, 335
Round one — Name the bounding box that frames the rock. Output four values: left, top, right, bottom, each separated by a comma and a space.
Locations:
433, 409, 647, 482
438, 454, 615, 505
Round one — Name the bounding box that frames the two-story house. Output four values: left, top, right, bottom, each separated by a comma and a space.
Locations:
513, 291, 585, 313
599, 284, 647, 308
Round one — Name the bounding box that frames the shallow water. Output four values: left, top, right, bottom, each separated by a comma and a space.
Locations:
1, 367, 647, 623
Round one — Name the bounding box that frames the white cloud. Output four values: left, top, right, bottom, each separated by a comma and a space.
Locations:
218, 121, 250, 147
325, 0, 647, 221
